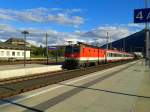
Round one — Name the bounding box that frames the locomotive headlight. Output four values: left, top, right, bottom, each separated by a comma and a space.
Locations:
71, 54, 74, 57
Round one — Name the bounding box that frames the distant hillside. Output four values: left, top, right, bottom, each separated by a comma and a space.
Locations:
101, 29, 146, 54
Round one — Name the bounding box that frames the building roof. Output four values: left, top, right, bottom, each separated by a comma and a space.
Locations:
0, 43, 30, 50
5, 37, 30, 46
5, 37, 25, 43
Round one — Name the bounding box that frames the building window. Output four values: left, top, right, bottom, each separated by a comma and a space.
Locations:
12, 52, 15, 56
22, 52, 24, 56
6, 51, 10, 56
17, 52, 20, 56
0, 51, 4, 56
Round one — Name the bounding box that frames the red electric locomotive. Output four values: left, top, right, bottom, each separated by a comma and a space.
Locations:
62, 42, 134, 69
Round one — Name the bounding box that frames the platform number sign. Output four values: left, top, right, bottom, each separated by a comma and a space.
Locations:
134, 8, 150, 23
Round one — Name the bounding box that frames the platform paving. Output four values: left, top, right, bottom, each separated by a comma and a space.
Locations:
0, 60, 150, 112
0, 64, 62, 80
0, 64, 58, 71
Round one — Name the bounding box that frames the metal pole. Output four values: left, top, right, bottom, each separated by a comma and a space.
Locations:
110, 37, 112, 49
146, 30, 150, 66
144, 0, 150, 66
56, 48, 58, 64
22, 31, 29, 67
46, 33, 48, 65
106, 32, 109, 50
24, 33, 26, 67
123, 38, 125, 52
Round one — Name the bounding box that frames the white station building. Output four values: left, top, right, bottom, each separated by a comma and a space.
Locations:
0, 43, 30, 60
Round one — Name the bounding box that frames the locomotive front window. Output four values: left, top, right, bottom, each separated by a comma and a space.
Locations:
73, 47, 80, 53
65, 46, 73, 54
65, 46, 80, 53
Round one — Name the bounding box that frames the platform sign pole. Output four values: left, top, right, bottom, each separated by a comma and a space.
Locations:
134, 1, 150, 67
145, 0, 150, 67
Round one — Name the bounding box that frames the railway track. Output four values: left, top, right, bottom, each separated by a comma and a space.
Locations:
0, 60, 138, 99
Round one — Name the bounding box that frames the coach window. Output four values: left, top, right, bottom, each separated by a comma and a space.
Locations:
112, 53, 114, 57
114, 53, 116, 57
12, 52, 15, 56
109, 53, 111, 57
116, 54, 118, 57
111, 53, 113, 57
114, 53, 115, 57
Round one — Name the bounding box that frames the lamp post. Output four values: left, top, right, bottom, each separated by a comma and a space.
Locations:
22, 30, 29, 67
45, 32, 49, 65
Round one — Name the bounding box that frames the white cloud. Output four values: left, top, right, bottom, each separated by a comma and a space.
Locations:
0, 8, 85, 27
47, 13, 84, 26
127, 23, 144, 28
0, 23, 140, 46
80, 25, 136, 45
27, 40, 43, 47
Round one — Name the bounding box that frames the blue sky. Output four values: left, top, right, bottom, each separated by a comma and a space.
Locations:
0, 0, 147, 45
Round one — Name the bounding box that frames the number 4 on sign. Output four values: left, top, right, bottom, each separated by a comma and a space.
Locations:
136, 11, 143, 20
147, 12, 150, 19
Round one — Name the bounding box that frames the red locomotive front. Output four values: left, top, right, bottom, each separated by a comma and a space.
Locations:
63, 42, 106, 69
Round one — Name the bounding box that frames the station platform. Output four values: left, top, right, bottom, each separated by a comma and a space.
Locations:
0, 64, 62, 80
0, 60, 150, 112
